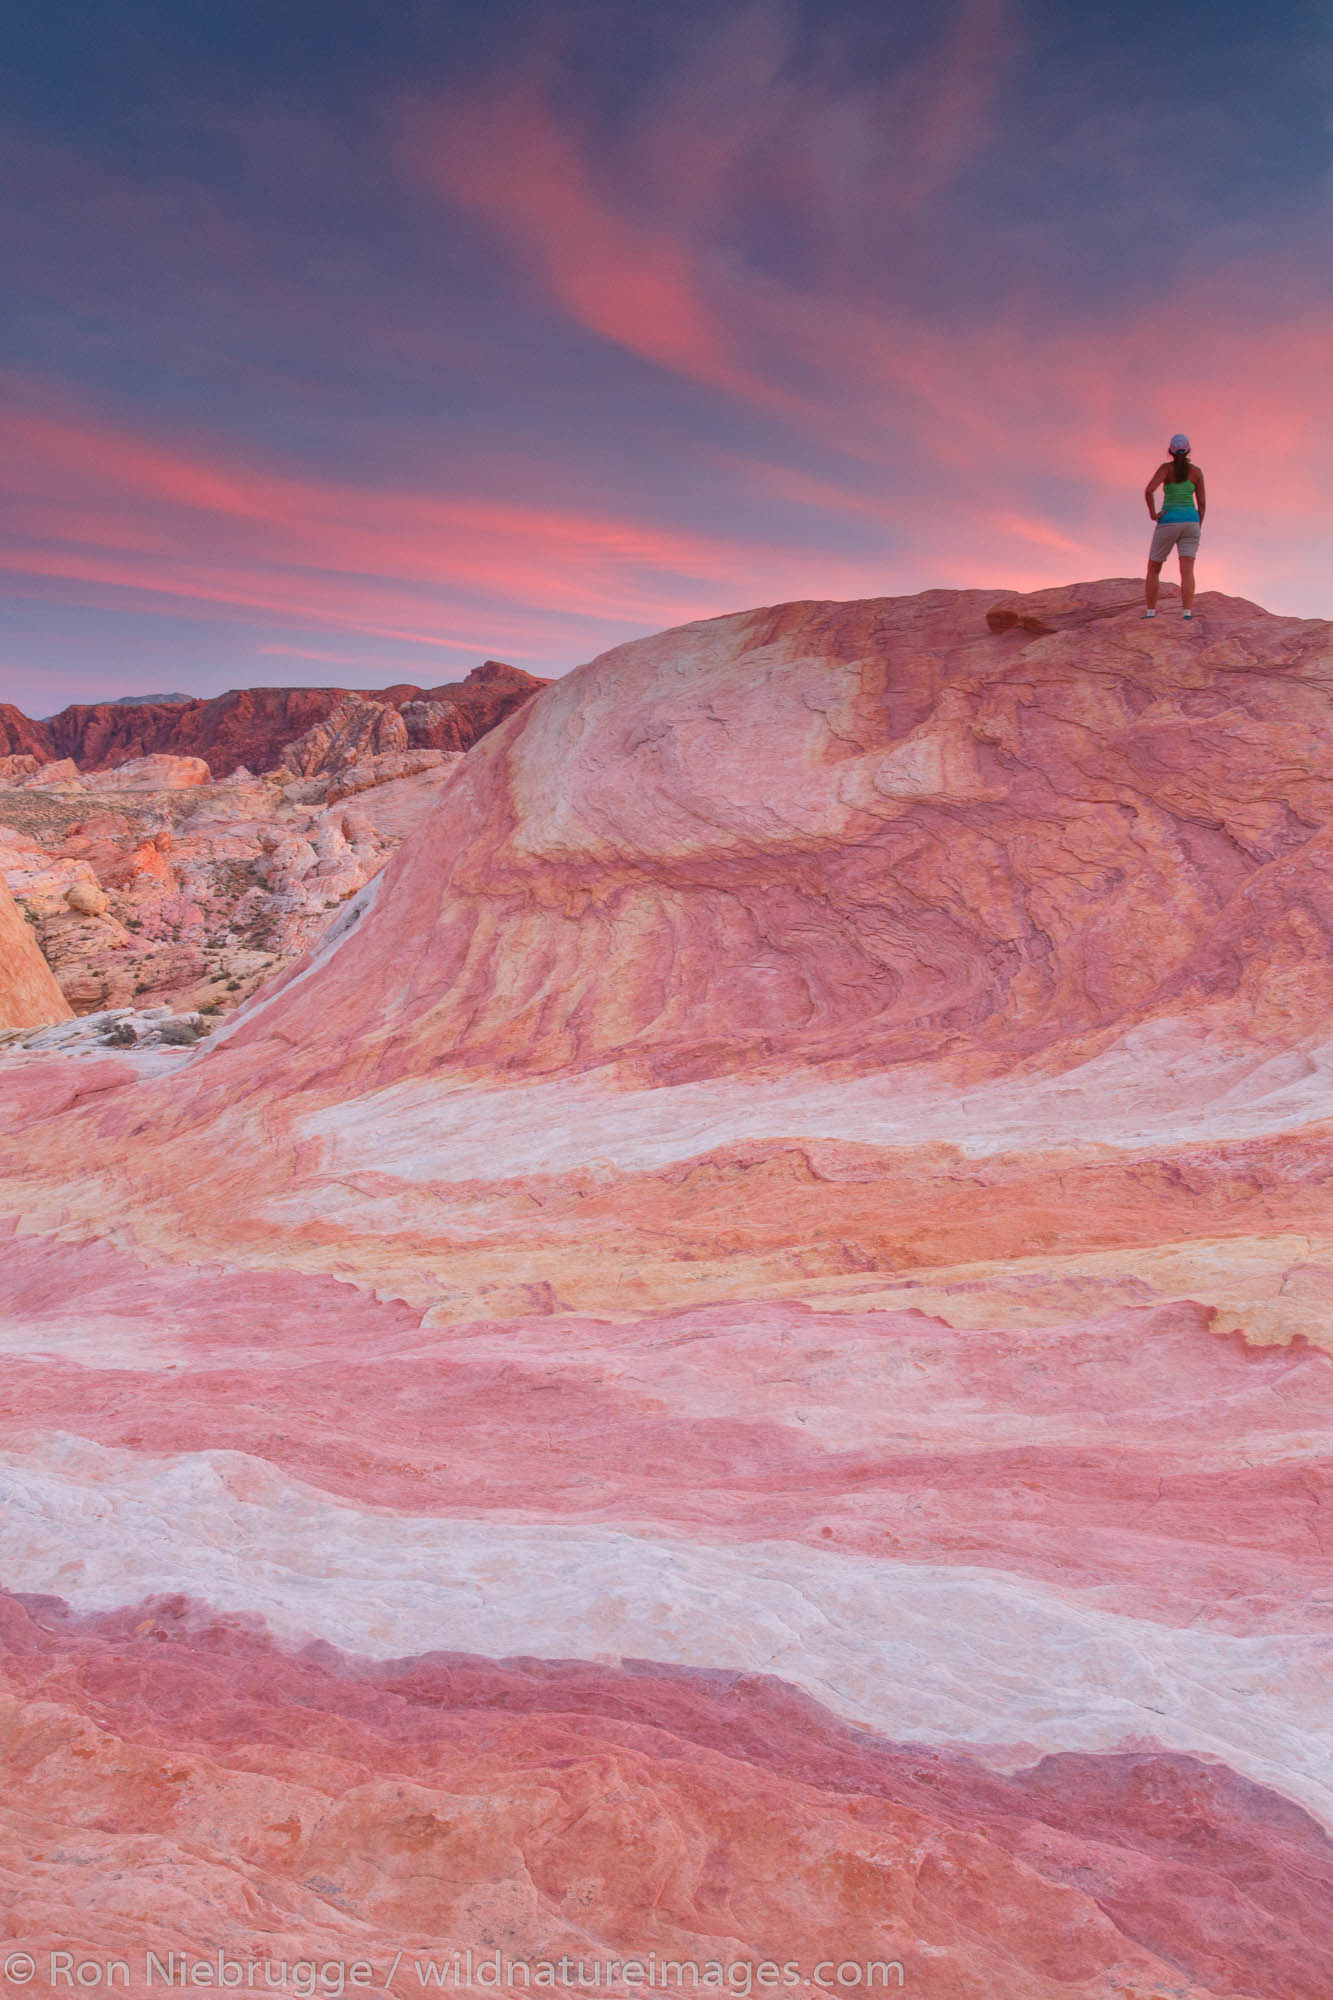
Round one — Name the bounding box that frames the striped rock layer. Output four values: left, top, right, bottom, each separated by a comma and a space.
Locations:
3, 581, 1333, 1998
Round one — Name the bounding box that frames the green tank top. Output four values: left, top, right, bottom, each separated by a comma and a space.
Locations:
1161, 475, 1198, 521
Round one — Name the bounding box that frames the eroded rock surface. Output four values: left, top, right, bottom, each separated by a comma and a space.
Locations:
277, 692, 409, 775
212, 579, 1333, 1090
0, 758, 463, 1015
0, 877, 72, 1030
3, 581, 1333, 1994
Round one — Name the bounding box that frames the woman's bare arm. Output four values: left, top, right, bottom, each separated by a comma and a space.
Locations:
1192, 466, 1206, 523
1145, 462, 1168, 519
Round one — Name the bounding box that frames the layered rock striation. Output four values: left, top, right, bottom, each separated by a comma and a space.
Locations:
3, 581, 1333, 1995
214, 579, 1333, 1093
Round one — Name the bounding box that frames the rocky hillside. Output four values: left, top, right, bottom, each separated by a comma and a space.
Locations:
0, 657, 545, 778
0, 758, 468, 1022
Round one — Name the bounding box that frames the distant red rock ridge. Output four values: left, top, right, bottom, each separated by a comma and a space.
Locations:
0, 658, 547, 778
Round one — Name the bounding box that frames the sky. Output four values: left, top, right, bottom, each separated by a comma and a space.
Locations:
2, 0, 1332, 713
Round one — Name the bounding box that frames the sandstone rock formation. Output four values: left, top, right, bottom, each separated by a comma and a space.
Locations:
324, 746, 456, 799
277, 691, 409, 775
0, 877, 72, 1030
2, 581, 1332, 1995
82, 752, 212, 789
209, 579, 1333, 1094
0, 1002, 214, 1059
11, 756, 81, 788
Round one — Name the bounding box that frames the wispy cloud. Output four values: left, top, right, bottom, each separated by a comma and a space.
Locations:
407, 88, 778, 412
0, 374, 901, 662
403, 0, 1017, 411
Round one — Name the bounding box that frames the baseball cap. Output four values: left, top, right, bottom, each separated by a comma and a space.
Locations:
1168, 433, 1190, 453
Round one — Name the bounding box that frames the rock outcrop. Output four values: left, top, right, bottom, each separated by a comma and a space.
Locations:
82, 752, 213, 790
208, 580, 1333, 1097
11, 756, 80, 788
277, 692, 409, 775
324, 747, 455, 799
0, 1002, 215, 1059
0, 876, 72, 1029
0, 702, 54, 762
3, 582, 1333, 1993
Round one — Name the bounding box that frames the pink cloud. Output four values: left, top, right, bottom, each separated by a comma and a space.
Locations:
407, 92, 784, 414
402, 0, 1017, 417
7, 266, 1332, 682
0, 376, 902, 659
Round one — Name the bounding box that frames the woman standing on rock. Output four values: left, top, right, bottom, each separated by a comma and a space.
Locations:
1144, 433, 1205, 620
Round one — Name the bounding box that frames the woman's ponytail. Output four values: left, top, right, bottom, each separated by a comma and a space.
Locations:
1171, 446, 1191, 484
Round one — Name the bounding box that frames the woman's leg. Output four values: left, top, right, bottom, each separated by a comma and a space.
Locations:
1145, 559, 1163, 609
1178, 556, 1195, 611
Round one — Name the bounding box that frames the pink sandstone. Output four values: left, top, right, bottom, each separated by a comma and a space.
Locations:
2, 582, 1333, 1995
198, 581, 1333, 1096
4, 1591, 1331, 2000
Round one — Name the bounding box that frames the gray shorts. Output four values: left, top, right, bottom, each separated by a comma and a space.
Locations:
1150, 518, 1201, 562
